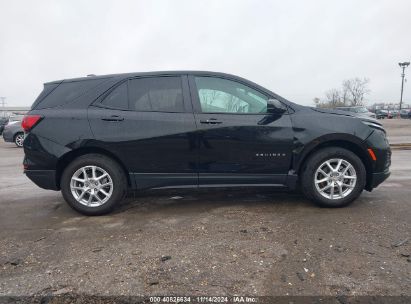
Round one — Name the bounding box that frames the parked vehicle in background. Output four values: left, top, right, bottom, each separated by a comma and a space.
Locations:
385, 110, 395, 119
375, 110, 386, 119
400, 109, 411, 119
375, 109, 393, 119
335, 106, 376, 119
386, 111, 394, 119
23, 71, 391, 215
0, 117, 9, 135
2, 115, 25, 147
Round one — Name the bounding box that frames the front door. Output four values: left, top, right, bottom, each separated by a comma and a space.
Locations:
188, 75, 294, 186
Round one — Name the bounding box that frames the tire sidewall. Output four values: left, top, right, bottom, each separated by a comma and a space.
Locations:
302, 148, 366, 207
14, 133, 24, 147
61, 154, 126, 215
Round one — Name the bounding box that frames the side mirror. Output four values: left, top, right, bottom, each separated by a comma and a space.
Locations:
267, 99, 287, 115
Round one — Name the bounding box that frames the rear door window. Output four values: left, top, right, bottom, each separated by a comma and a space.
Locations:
128, 77, 184, 112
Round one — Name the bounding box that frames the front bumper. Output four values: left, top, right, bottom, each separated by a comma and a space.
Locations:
364, 129, 391, 191
24, 170, 59, 190
368, 169, 391, 190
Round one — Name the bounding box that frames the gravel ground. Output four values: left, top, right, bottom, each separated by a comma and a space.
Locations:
0, 136, 410, 299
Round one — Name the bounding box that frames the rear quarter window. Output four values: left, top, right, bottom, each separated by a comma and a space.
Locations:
34, 78, 106, 109
31, 82, 60, 109
101, 81, 128, 109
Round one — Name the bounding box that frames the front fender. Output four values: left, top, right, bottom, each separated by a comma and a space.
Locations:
289, 112, 373, 174
292, 133, 370, 173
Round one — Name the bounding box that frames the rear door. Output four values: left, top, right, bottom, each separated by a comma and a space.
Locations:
88, 75, 198, 189
188, 75, 294, 186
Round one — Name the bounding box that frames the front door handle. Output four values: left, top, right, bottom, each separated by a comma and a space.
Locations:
200, 118, 223, 125
101, 115, 124, 122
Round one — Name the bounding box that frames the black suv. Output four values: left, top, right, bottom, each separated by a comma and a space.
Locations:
22, 71, 391, 215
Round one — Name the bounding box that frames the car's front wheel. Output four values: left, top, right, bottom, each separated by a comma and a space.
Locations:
14, 132, 24, 147
61, 154, 127, 215
301, 147, 366, 207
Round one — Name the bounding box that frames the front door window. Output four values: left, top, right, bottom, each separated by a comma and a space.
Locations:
194, 76, 269, 114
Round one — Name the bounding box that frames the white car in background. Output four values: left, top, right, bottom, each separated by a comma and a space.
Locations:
335, 106, 377, 119
2, 115, 25, 147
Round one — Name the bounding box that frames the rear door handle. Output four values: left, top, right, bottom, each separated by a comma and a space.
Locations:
101, 115, 124, 122
200, 118, 223, 125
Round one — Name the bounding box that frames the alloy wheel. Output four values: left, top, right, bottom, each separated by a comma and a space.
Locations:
314, 158, 357, 200
70, 165, 113, 207
15, 134, 24, 147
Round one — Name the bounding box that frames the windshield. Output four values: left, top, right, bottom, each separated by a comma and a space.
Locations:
355, 107, 368, 113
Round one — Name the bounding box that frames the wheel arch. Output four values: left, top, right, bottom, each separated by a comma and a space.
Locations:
13, 131, 24, 140
295, 135, 373, 189
55, 147, 131, 189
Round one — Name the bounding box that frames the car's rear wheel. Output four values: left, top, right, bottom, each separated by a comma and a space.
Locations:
14, 132, 24, 147
61, 154, 127, 215
301, 147, 366, 207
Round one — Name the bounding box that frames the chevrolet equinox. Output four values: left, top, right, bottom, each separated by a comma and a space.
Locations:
22, 71, 391, 215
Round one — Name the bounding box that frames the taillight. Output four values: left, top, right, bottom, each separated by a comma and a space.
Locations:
21, 115, 43, 132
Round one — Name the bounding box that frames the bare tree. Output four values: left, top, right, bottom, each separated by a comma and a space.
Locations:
325, 88, 344, 108
342, 78, 370, 106
341, 85, 349, 106
313, 77, 370, 108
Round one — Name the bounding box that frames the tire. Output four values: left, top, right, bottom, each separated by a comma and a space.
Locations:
301, 147, 366, 208
60, 154, 127, 215
14, 132, 24, 147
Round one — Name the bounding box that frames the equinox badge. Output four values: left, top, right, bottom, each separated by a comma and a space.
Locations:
255, 153, 286, 157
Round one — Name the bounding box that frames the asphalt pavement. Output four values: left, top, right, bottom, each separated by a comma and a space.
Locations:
383, 119, 411, 145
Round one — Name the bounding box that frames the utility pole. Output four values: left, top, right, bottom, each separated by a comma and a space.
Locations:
398, 62, 410, 113
0, 97, 6, 118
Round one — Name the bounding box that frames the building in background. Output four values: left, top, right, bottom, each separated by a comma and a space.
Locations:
368, 103, 410, 111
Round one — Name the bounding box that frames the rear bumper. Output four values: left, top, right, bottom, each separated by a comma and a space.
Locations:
24, 170, 59, 190
2, 129, 14, 142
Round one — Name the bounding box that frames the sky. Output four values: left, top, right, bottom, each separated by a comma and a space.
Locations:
0, 0, 410, 107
